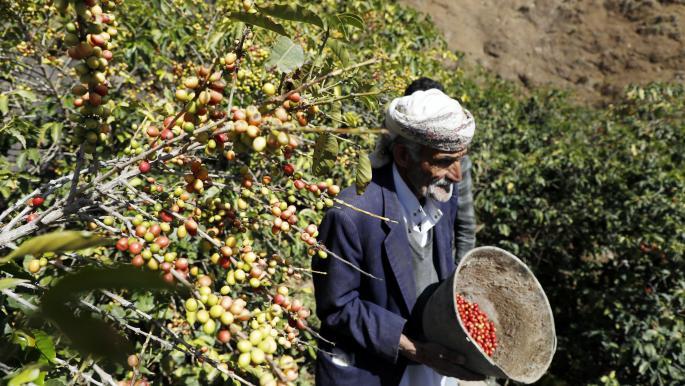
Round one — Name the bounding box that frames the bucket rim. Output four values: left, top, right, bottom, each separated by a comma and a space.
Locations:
454, 246, 558, 382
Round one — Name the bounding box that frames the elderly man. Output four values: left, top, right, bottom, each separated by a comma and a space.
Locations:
403, 78, 477, 262
312, 88, 484, 385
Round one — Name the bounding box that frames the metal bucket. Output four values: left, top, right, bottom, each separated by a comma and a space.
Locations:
421, 246, 556, 383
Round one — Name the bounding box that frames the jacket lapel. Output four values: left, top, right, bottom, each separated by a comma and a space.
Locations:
383, 214, 416, 315
375, 165, 417, 314
433, 208, 455, 280
374, 165, 458, 313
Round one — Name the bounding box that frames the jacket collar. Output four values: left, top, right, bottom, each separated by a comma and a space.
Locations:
392, 163, 444, 235
375, 163, 455, 314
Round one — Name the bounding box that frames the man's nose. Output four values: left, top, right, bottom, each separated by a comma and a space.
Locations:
446, 162, 462, 183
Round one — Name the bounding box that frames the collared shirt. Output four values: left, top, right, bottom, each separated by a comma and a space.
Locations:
393, 163, 458, 386
392, 163, 445, 247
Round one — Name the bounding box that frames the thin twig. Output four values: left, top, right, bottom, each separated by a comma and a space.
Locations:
67, 144, 86, 205
53, 357, 105, 386
265, 58, 379, 106
277, 125, 388, 135
1, 289, 37, 311
334, 198, 398, 223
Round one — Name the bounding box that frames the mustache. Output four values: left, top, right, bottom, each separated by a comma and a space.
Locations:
429, 178, 452, 188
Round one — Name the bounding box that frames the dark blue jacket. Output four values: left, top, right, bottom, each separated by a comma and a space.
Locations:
312, 163, 459, 386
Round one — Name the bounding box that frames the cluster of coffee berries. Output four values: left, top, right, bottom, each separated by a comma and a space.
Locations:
292, 178, 340, 197
168, 66, 228, 151
456, 294, 498, 356
298, 224, 319, 246
181, 274, 305, 383
269, 202, 298, 235
114, 355, 151, 386
113, 216, 189, 283
224, 245, 266, 289
225, 104, 298, 159
275, 285, 311, 330
184, 277, 251, 336
183, 159, 211, 194
24, 195, 46, 224
26, 255, 49, 274
59, 0, 119, 152
221, 52, 238, 72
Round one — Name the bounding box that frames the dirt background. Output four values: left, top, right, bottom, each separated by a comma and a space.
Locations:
399, 0, 685, 105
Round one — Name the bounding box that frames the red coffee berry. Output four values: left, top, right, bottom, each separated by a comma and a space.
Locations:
282, 163, 295, 176
160, 129, 174, 140
273, 294, 285, 305
139, 161, 151, 173
131, 255, 145, 268
217, 329, 231, 343
155, 236, 170, 249
128, 242, 143, 255
159, 210, 174, 223
175, 258, 189, 271
293, 179, 306, 190
116, 237, 129, 252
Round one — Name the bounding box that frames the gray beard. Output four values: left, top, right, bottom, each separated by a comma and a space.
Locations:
404, 167, 454, 203
427, 179, 454, 202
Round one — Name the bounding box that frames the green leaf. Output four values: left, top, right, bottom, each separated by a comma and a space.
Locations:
13, 90, 36, 101
0, 231, 111, 265
133, 292, 155, 312
327, 13, 365, 40
327, 13, 365, 41
0, 278, 29, 290
327, 40, 349, 66
8, 127, 26, 148
41, 266, 177, 305
39, 266, 179, 364
39, 122, 62, 145
207, 32, 225, 49
336, 13, 365, 30
15, 151, 27, 170
33, 330, 56, 363
355, 152, 372, 195
312, 133, 339, 177
204, 186, 221, 200
257, 3, 323, 28
359, 94, 378, 110
26, 149, 41, 164
265, 36, 305, 74
0, 94, 8, 115
638, 361, 649, 374
330, 100, 343, 128
7, 363, 42, 386
228, 12, 287, 37
12, 330, 36, 349
51, 313, 132, 365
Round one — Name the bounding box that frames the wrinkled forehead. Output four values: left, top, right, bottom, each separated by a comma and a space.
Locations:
425, 146, 468, 159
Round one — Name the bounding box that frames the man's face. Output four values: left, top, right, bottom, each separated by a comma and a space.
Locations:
405, 146, 466, 202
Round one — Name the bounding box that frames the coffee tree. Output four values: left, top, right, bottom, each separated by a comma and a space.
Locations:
3, 0, 684, 385
0, 0, 389, 385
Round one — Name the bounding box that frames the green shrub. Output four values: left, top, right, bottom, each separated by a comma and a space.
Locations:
1, 0, 682, 384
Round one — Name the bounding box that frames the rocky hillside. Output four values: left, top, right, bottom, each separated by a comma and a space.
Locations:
400, 0, 685, 105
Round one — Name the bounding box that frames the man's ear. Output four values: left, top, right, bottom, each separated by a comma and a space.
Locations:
392, 143, 411, 169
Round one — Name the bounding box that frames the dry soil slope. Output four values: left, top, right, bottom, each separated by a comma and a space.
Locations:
400, 0, 685, 105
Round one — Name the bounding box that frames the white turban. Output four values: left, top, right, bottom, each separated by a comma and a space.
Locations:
384, 89, 475, 152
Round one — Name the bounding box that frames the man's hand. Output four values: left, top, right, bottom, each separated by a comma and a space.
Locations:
398, 334, 485, 381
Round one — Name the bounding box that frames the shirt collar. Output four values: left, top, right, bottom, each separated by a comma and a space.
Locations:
392, 163, 443, 233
